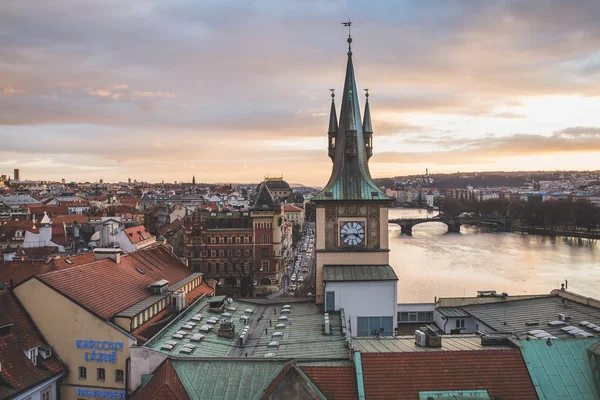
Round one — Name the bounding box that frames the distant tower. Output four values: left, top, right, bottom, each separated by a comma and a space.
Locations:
61, 178, 66, 185
128, 178, 132, 184
13, 168, 20, 181
426, 168, 428, 176
99, 178, 104, 185
192, 175, 196, 185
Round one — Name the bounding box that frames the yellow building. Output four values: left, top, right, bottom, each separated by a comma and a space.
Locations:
14, 245, 213, 400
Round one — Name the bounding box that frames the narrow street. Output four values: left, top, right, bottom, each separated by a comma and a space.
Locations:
270, 222, 315, 298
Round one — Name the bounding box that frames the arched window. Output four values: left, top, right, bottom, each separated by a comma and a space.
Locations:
223, 236, 228, 244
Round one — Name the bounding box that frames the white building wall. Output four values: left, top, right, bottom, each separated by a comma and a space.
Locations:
129, 347, 169, 392
13, 374, 62, 400
325, 280, 397, 337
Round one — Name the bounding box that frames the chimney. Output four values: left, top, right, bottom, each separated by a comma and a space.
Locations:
93, 248, 122, 263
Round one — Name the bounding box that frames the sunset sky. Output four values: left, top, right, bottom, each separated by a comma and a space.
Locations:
2, 1, 600, 185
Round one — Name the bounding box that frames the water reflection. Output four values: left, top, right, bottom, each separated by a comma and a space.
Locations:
388, 208, 600, 302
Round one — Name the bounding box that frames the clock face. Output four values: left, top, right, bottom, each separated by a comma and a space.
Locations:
340, 222, 365, 246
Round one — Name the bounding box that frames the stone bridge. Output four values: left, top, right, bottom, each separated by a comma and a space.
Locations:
388, 216, 512, 236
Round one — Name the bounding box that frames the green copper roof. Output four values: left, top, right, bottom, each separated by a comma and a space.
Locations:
313, 39, 389, 202
323, 264, 398, 282
172, 359, 290, 400
363, 96, 372, 134
520, 338, 600, 400
328, 95, 338, 134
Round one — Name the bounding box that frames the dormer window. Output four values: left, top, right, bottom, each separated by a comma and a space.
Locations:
28, 347, 38, 365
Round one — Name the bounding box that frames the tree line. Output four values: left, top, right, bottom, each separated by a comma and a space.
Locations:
440, 198, 600, 232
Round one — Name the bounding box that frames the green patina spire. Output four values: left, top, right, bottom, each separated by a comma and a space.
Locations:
314, 28, 388, 201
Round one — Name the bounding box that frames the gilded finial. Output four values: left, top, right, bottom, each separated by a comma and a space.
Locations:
364, 88, 369, 99
329, 88, 335, 100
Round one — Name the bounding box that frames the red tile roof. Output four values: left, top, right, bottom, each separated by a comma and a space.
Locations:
0, 291, 65, 400
0, 253, 90, 285
0, 290, 42, 350
125, 226, 153, 244
28, 204, 69, 216
282, 204, 303, 212
50, 214, 90, 225
361, 350, 537, 400
0, 335, 51, 399
302, 366, 358, 400
130, 359, 190, 400
51, 252, 96, 269
0, 261, 56, 286
37, 246, 192, 319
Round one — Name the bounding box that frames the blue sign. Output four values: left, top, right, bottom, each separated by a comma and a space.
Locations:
76, 340, 124, 364
76, 388, 126, 399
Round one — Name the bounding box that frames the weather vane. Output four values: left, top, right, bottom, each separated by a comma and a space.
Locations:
342, 19, 353, 53
342, 19, 352, 37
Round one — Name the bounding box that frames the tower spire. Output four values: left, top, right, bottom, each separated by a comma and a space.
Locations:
313, 22, 388, 202
363, 89, 373, 159
328, 89, 338, 161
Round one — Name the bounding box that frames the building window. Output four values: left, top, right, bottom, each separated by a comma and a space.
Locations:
115, 369, 124, 382
357, 316, 393, 337
224, 262, 229, 272
262, 248, 268, 257
211, 250, 216, 257
97, 367, 105, 381
236, 249, 241, 256
245, 249, 250, 256
28, 348, 37, 365
261, 261, 269, 271
456, 319, 465, 329
41, 386, 51, 400
398, 311, 433, 323
207, 262, 212, 272
216, 263, 221, 272
211, 237, 216, 244
219, 237, 224, 244
261, 235, 269, 243
223, 236, 228, 244
79, 366, 87, 379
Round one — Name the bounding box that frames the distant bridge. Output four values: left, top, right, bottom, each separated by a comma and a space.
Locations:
388, 216, 512, 236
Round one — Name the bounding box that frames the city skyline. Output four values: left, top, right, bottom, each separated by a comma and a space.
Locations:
2, 1, 600, 185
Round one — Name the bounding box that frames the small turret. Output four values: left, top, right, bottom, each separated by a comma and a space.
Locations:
363, 89, 373, 159
328, 90, 338, 161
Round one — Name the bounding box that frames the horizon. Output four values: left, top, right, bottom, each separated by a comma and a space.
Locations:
2, 1, 600, 185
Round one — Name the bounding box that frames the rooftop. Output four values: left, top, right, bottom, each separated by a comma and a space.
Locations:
145, 300, 349, 360
35, 246, 192, 319
520, 338, 600, 399
323, 264, 398, 282
350, 334, 515, 353
361, 350, 537, 400
462, 295, 600, 339
0, 290, 65, 400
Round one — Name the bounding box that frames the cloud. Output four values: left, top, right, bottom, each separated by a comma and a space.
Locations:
2, 1, 600, 183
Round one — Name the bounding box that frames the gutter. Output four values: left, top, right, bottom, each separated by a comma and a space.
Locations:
354, 352, 366, 400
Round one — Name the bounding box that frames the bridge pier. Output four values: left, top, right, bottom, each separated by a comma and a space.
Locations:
400, 224, 413, 236
447, 221, 461, 233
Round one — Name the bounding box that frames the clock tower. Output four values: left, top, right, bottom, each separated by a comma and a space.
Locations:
312, 27, 398, 336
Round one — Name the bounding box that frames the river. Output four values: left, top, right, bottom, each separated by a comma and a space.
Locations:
389, 208, 600, 303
